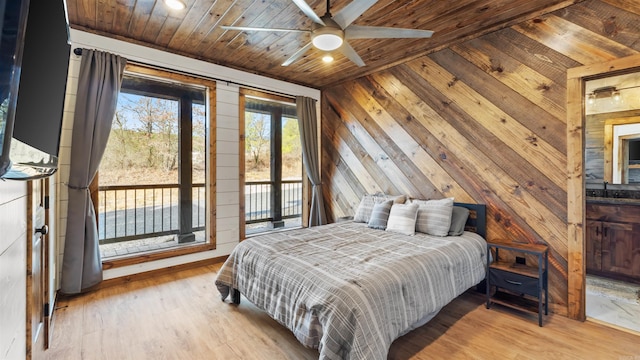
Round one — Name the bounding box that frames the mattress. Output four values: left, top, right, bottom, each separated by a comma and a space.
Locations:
215, 221, 487, 360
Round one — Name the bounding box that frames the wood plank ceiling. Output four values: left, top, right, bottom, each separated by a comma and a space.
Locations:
66, 0, 580, 88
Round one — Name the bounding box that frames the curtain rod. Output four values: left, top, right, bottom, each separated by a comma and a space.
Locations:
72, 47, 301, 100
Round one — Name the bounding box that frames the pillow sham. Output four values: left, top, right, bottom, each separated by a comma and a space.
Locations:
353, 194, 406, 223
412, 197, 454, 236
386, 203, 419, 236
367, 200, 393, 230
448, 206, 470, 236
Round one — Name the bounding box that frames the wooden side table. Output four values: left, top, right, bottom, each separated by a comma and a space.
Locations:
486, 241, 549, 326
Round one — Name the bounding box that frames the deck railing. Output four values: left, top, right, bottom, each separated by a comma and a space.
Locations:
245, 180, 302, 224
98, 180, 302, 244
97, 183, 206, 244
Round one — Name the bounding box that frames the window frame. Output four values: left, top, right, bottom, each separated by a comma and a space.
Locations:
239, 88, 308, 240
97, 63, 217, 269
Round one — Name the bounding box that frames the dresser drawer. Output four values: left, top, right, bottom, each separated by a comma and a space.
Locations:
489, 268, 539, 297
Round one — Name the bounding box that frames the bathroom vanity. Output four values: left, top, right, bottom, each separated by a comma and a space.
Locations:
585, 196, 640, 284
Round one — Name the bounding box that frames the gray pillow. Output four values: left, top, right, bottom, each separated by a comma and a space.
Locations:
367, 200, 393, 230
411, 197, 454, 236
354, 194, 406, 223
354, 195, 378, 223
386, 203, 419, 236
448, 206, 470, 236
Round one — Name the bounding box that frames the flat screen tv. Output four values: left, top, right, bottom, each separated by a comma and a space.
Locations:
0, 0, 29, 177
630, 139, 640, 162
0, 0, 70, 180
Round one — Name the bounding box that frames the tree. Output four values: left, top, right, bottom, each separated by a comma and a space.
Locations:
281, 117, 302, 179
111, 110, 130, 169
245, 111, 270, 169
192, 103, 207, 183
282, 117, 301, 156
122, 95, 179, 171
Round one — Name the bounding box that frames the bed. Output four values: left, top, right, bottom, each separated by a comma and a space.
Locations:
215, 202, 487, 360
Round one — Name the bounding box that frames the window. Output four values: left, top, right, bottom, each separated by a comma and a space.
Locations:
240, 89, 303, 237
95, 64, 215, 266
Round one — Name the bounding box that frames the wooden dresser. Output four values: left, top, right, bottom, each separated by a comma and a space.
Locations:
586, 200, 640, 283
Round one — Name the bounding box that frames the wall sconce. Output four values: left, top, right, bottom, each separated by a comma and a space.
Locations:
611, 90, 622, 104
587, 84, 640, 107
586, 86, 622, 108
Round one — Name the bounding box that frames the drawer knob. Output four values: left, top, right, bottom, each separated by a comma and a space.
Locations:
505, 279, 522, 286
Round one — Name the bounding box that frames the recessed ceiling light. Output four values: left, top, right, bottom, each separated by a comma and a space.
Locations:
164, 0, 186, 10
322, 55, 334, 63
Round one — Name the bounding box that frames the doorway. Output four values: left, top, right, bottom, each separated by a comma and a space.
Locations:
567, 55, 640, 331
239, 89, 303, 239
583, 75, 640, 333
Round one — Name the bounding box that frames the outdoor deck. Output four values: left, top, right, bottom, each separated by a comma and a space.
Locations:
98, 180, 302, 258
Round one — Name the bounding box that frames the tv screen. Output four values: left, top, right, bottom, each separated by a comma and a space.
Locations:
0, 0, 29, 177
0, 0, 70, 180
630, 139, 640, 162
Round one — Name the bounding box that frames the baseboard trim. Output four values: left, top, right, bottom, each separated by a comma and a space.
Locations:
100, 255, 228, 290
57, 255, 228, 298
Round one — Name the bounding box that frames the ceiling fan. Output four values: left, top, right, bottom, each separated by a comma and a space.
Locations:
221, 0, 434, 67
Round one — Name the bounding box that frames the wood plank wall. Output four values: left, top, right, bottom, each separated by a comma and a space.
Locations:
320, 0, 640, 316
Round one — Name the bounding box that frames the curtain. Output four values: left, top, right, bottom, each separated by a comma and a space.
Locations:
60, 49, 126, 294
296, 96, 327, 226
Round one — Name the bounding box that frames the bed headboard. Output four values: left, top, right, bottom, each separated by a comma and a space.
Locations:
454, 202, 487, 239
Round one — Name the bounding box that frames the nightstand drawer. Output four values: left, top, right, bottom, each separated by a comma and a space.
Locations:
489, 268, 538, 297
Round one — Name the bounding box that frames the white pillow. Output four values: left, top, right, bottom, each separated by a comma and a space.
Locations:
386, 203, 419, 236
411, 197, 454, 236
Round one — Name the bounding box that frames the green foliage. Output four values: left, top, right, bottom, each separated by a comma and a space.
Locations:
282, 117, 301, 155
244, 112, 302, 181
245, 111, 270, 168
100, 94, 208, 185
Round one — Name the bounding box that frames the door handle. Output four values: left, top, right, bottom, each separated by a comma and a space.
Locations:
35, 225, 48, 236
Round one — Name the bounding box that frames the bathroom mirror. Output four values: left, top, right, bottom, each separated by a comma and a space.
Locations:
584, 72, 640, 187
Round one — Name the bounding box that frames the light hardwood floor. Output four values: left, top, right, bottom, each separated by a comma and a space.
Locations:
45, 263, 640, 360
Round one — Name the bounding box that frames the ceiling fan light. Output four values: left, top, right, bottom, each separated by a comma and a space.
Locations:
164, 0, 186, 10
322, 54, 334, 63
313, 33, 343, 51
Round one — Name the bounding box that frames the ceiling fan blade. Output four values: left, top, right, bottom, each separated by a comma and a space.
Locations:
221, 25, 309, 33
345, 25, 434, 39
339, 41, 365, 67
332, 0, 378, 29
282, 42, 314, 66
291, 0, 325, 25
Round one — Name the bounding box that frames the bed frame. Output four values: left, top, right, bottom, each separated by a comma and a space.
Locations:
454, 202, 487, 239
229, 202, 487, 305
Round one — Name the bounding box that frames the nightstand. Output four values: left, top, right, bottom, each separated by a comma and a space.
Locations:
486, 241, 548, 326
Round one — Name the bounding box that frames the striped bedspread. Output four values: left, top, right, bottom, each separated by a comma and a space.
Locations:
215, 221, 487, 360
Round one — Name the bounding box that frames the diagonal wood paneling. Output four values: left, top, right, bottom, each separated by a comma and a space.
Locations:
321, 0, 640, 315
